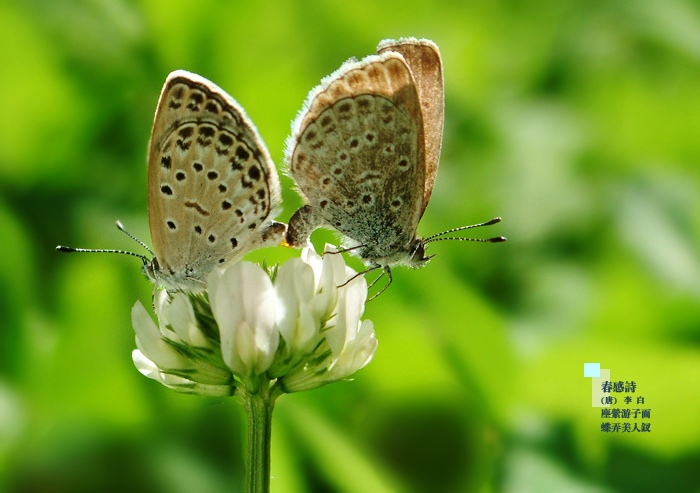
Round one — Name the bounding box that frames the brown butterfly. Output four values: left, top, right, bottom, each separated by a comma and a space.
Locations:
284, 38, 504, 294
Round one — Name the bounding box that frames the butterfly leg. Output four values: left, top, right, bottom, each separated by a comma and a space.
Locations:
368, 266, 393, 301
286, 205, 324, 247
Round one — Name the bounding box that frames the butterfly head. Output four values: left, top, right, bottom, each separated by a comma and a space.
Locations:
406, 237, 435, 269
143, 257, 159, 283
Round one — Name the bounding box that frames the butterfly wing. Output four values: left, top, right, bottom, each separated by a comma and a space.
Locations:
286, 52, 425, 263
148, 70, 283, 289
378, 38, 444, 220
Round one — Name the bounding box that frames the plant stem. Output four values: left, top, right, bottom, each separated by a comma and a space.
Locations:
241, 381, 280, 493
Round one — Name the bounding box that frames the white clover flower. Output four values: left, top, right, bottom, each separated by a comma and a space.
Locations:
131, 246, 377, 396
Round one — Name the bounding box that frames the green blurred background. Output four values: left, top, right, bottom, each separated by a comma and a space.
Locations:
1, 0, 699, 491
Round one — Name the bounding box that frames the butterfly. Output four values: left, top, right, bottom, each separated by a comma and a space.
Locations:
58, 70, 286, 291
284, 38, 504, 293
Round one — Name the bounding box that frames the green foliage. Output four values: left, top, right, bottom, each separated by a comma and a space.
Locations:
1, 0, 698, 491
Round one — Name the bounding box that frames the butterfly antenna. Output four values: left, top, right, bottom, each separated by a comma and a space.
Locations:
116, 221, 154, 255
56, 245, 150, 266
56, 220, 152, 266
424, 217, 506, 244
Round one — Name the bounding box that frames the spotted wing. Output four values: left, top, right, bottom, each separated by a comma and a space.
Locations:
286, 53, 425, 261
148, 70, 283, 289
378, 38, 444, 220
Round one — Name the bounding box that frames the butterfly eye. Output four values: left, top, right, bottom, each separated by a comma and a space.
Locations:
409, 240, 428, 263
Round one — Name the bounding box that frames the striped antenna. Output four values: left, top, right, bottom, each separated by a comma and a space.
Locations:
423, 217, 506, 244
56, 221, 151, 266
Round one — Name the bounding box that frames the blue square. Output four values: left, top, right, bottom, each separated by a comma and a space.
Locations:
584, 362, 600, 378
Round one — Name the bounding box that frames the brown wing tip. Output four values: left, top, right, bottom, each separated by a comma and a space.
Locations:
377, 37, 440, 53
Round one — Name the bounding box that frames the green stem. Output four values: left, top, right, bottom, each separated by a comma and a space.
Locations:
241, 381, 281, 493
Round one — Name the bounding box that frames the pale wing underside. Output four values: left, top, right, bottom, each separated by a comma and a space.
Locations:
287, 53, 425, 261
148, 71, 282, 288
378, 38, 444, 219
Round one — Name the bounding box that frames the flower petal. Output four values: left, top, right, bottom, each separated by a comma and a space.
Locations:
325, 275, 368, 357
209, 262, 280, 377
275, 258, 323, 354
329, 319, 378, 378
132, 301, 188, 370
160, 291, 209, 347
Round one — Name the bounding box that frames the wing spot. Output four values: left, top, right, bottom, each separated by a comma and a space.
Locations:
194, 225, 202, 234
359, 170, 382, 182
161, 185, 173, 196
187, 92, 204, 111
248, 223, 256, 230
200, 125, 215, 137
193, 162, 203, 172
171, 86, 184, 98
222, 200, 232, 210
208, 234, 216, 243
218, 184, 227, 193
230, 238, 238, 249
219, 134, 233, 147
184, 201, 210, 216
176, 126, 194, 151
166, 220, 176, 230
320, 200, 328, 209
175, 172, 186, 181
207, 171, 218, 180
398, 158, 409, 170
178, 127, 194, 138
168, 87, 183, 108
362, 194, 373, 204
236, 146, 250, 162
205, 101, 219, 113
161, 155, 171, 169
197, 125, 216, 147
249, 166, 261, 181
